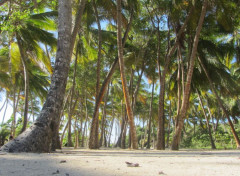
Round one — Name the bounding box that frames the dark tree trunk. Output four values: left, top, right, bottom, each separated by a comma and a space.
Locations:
0, 0, 72, 153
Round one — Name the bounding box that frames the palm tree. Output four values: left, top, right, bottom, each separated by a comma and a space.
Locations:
171, 0, 208, 150
198, 56, 240, 148
0, 0, 73, 152
117, 0, 138, 149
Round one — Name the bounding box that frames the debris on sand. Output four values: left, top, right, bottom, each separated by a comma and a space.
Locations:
125, 162, 139, 167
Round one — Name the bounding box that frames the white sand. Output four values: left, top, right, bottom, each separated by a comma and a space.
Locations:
0, 148, 239, 176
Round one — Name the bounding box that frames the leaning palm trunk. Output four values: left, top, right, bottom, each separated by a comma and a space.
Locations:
89, 10, 134, 149
51, 0, 86, 151
117, 0, 138, 149
171, 0, 208, 150
0, 0, 72, 152
16, 35, 29, 134
197, 90, 216, 149
198, 57, 240, 148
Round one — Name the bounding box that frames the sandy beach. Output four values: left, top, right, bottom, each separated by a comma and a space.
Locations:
0, 148, 239, 176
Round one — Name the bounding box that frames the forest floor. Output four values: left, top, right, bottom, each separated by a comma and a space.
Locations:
0, 148, 239, 176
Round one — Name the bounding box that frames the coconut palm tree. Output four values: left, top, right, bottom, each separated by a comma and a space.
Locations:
0, 0, 73, 152
171, 0, 208, 150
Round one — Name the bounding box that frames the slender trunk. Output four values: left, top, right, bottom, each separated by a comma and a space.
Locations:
99, 84, 109, 147
166, 101, 172, 148
198, 56, 240, 148
132, 62, 145, 110
60, 121, 68, 146
17, 35, 29, 134
117, 0, 137, 149
171, 0, 208, 150
88, 0, 103, 149
143, 120, 148, 148
197, 90, 216, 149
1, 94, 8, 125
115, 100, 125, 147
30, 93, 35, 122
74, 118, 79, 149
156, 7, 195, 150
67, 51, 78, 147
121, 108, 127, 149
90, 9, 134, 149
11, 86, 16, 136
108, 117, 115, 147
147, 82, 154, 149
82, 90, 89, 147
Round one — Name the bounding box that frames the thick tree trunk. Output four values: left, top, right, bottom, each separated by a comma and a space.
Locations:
197, 90, 216, 149
0, 0, 72, 153
171, 0, 208, 150
147, 82, 154, 149
117, 0, 138, 149
51, 0, 86, 151
198, 56, 240, 149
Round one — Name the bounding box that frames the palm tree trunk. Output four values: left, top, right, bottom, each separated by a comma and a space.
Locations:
107, 118, 114, 147
117, 0, 138, 149
121, 108, 127, 148
197, 90, 216, 149
147, 82, 154, 149
166, 101, 172, 148
67, 51, 78, 147
0, 0, 72, 152
60, 121, 68, 146
99, 84, 109, 147
1, 94, 8, 125
171, 0, 208, 150
88, 0, 103, 149
156, 7, 195, 150
132, 62, 145, 110
198, 56, 240, 148
90, 9, 134, 149
82, 90, 89, 147
51, 0, 86, 151
16, 35, 29, 134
